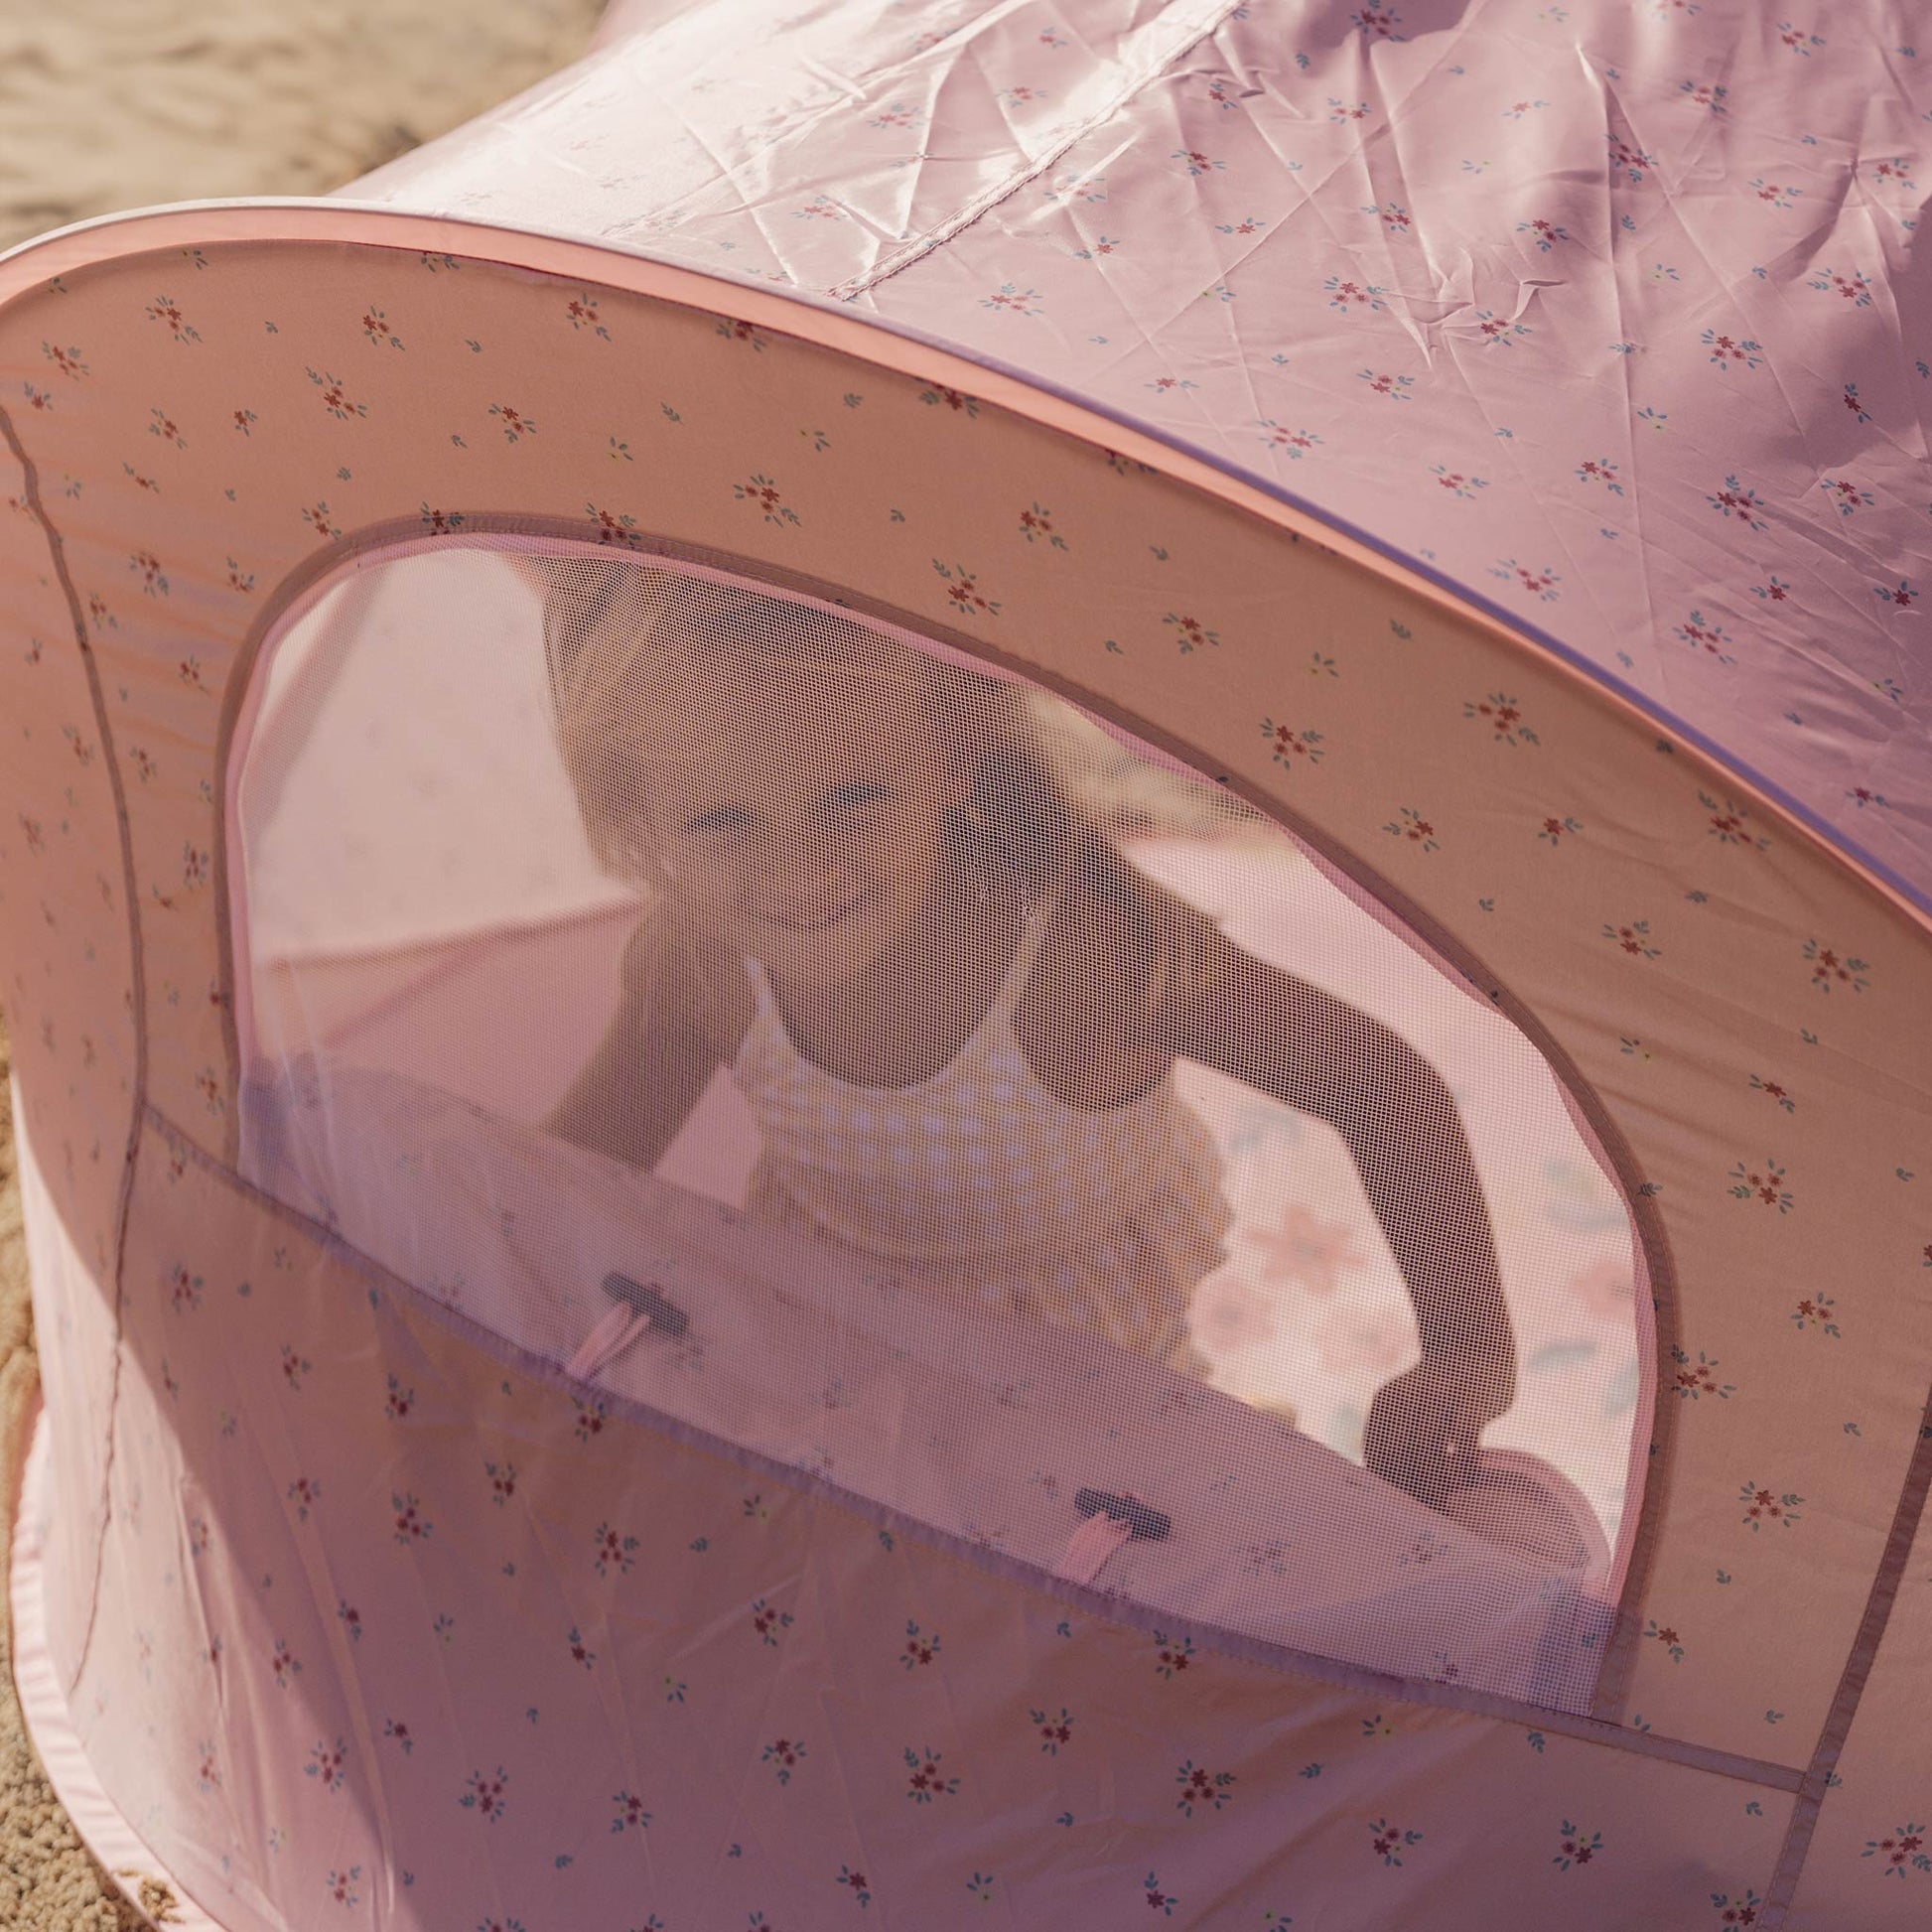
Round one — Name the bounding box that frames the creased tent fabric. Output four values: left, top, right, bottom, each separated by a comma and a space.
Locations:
0, 3, 1926, 1932
352, 0, 1932, 919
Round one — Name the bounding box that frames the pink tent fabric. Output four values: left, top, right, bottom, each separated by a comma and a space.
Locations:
0, 6, 1927, 1931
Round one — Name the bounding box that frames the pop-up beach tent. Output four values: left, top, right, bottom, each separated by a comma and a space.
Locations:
2, 3, 1929, 1927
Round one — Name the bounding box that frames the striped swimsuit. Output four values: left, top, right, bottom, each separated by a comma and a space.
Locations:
732, 890, 1231, 1373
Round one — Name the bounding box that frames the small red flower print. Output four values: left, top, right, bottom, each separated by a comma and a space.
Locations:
1819, 476, 1874, 517
1701, 330, 1763, 371
326, 1867, 361, 1908
1671, 1348, 1735, 1400
1674, 611, 1735, 664
573, 1395, 607, 1443
715, 315, 765, 349
1463, 693, 1537, 745
611, 1789, 652, 1831
391, 1491, 432, 1544
1644, 1618, 1686, 1662
932, 559, 1001, 615
484, 1460, 516, 1507
762, 1737, 806, 1784
1323, 275, 1387, 312
795, 192, 845, 219
594, 1522, 638, 1577
1153, 1632, 1195, 1678
1031, 1707, 1073, 1754
1432, 465, 1488, 497
1502, 97, 1551, 118
1538, 814, 1583, 846
307, 1737, 347, 1793
869, 101, 920, 129
981, 282, 1046, 315
901, 1620, 940, 1668
1554, 1822, 1604, 1870
903, 1746, 959, 1803
129, 550, 169, 597
1469, 307, 1529, 346
918, 383, 979, 415
232, 406, 257, 435
1608, 136, 1655, 184
1258, 420, 1323, 458
1262, 718, 1326, 767
734, 474, 800, 527
195, 1741, 219, 1792
1679, 78, 1728, 113
280, 1344, 311, 1392
1749, 1072, 1795, 1114
1711, 1887, 1763, 1923
145, 295, 202, 343
1517, 216, 1569, 251
418, 503, 466, 535
1018, 501, 1068, 549
337, 1599, 361, 1642
1174, 1760, 1235, 1816
1726, 1158, 1793, 1212
360, 307, 404, 348
752, 1597, 794, 1646
1603, 919, 1661, 959
168, 1264, 204, 1312
1359, 367, 1415, 400
1873, 578, 1914, 608
488, 402, 536, 442
1706, 477, 1768, 531
1738, 1481, 1803, 1530
42, 341, 88, 379
306, 368, 367, 420
383, 1718, 413, 1754
1800, 938, 1868, 994
301, 502, 342, 540
1382, 805, 1439, 852
21, 382, 54, 413
1370, 1817, 1424, 1865
1144, 1871, 1179, 1915
586, 502, 640, 545
384, 1373, 414, 1421
1863, 1824, 1931, 1874
1792, 1295, 1841, 1336
1173, 148, 1224, 177
460, 1767, 509, 1823
1491, 556, 1560, 600
270, 1638, 301, 1689
835, 1864, 872, 1904
565, 293, 612, 339
1700, 790, 1769, 849
1165, 611, 1220, 653
1807, 266, 1872, 306
1329, 97, 1372, 122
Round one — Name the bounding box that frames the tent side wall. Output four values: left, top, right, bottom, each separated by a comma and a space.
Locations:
0, 221, 1928, 1927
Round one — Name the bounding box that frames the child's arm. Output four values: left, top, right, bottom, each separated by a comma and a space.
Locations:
1154, 897, 1517, 1507
544, 917, 733, 1175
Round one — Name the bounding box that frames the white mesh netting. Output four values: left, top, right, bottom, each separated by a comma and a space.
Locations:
231, 540, 1650, 1711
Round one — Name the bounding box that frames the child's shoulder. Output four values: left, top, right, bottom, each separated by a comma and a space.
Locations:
619, 910, 754, 1049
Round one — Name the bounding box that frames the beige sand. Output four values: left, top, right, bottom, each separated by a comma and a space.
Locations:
0, 5, 603, 1921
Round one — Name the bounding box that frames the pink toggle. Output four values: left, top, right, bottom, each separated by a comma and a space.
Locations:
1052, 1509, 1136, 1586
565, 1304, 649, 1381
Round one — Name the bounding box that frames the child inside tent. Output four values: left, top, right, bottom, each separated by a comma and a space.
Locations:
525, 555, 1519, 1515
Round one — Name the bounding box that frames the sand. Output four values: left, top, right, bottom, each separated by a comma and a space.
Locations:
0, 4, 604, 1922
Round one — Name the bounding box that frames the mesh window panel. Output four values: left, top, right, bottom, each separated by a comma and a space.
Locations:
230, 540, 1651, 1712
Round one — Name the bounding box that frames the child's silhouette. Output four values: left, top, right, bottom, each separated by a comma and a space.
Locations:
524, 557, 1518, 1514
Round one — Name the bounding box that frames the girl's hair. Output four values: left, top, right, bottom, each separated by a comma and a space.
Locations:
512, 552, 1111, 902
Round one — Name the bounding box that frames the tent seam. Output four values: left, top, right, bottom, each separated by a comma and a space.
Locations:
1759, 1381, 1932, 1928
0, 403, 151, 1698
